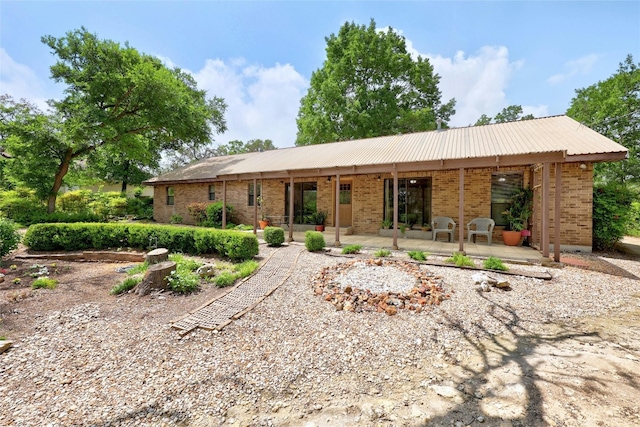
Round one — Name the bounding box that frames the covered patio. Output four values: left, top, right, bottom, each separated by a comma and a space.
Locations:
281, 228, 544, 263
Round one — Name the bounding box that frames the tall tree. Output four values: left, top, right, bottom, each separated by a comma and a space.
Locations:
2, 28, 227, 212
295, 19, 455, 146
567, 54, 640, 184
474, 105, 534, 126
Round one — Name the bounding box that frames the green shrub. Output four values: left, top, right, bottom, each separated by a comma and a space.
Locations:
593, 183, 634, 250
187, 202, 209, 225
0, 218, 21, 257
305, 230, 325, 252
170, 214, 183, 224
445, 252, 475, 267
374, 248, 391, 257
407, 250, 427, 261
167, 269, 200, 294
214, 271, 237, 287
626, 200, 640, 237
342, 244, 362, 254
264, 226, 285, 247
0, 189, 46, 221
126, 195, 153, 220
170, 253, 203, 273
31, 277, 58, 289
483, 256, 508, 271
110, 276, 141, 295
205, 201, 234, 228
24, 223, 258, 260
235, 259, 259, 278
127, 262, 149, 276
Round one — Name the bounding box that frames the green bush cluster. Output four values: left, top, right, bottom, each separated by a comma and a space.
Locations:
407, 250, 428, 261
213, 260, 259, 287
31, 277, 58, 289
204, 202, 235, 228
445, 252, 475, 267
110, 276, 141, 295
482, 256, 508, 271
592, 183, 634, 250
626, 200, 640, 237
264, 226, 285, 247
373, 248, 391, 257
23, 223, 258, 260
342, 244, 362, 254
0, 188, 153, 225
0, 218, 21, 257
305, 231, 325, 252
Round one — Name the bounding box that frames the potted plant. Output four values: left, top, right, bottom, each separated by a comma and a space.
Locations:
257, 196, 270, 229
381, 219, 393, 230
312, 210, 328, 232
501, 186, 533, 246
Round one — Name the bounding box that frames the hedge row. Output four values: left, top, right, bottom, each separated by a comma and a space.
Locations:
23, 223, 259, 260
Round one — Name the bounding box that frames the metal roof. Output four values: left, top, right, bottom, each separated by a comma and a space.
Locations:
146, 115, 628, 185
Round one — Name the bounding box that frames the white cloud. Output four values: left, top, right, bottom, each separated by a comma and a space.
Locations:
547, 54, 599, 85
426, 46, 525, 127
523, 104, 550, 118
0, 48, 50, 110
379, 29, 541, 127
191, 59, 308, 148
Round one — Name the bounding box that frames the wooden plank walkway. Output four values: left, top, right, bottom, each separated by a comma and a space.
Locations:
171, 244, 304, 335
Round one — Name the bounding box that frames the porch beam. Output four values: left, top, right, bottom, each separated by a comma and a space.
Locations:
288, 176, 294, 242
253, 178, 258, 234
458, 167, 465, 252
222, 180, 227, 229
146, 152, 569, 186
541, 163, 550, 258
334, 174, 341, 247
554, 162, 562, 262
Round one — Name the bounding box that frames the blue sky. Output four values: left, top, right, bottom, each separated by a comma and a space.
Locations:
1, 1, 638, 148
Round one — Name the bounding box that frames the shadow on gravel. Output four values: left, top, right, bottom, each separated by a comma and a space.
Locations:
422, 295, 609, 426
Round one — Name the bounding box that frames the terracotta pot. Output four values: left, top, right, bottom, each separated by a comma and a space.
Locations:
502, 230, 522, 246
259, 220, 270, 229
315, 225, 325, 232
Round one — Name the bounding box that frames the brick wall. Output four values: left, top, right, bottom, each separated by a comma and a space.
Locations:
152, 163, 591, 247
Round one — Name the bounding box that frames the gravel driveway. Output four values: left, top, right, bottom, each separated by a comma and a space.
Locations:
1, 244, 640, 426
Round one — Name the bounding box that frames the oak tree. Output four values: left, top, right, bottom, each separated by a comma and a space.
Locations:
296, 19, 455, 146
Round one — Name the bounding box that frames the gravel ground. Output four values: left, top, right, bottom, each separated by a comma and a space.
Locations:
1, 245, 640, 426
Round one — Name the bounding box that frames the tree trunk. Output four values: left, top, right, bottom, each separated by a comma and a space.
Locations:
135, 261, 176, 296
121, 159, 129, 193
48, 148, 74, 213
146, 248, 169, 264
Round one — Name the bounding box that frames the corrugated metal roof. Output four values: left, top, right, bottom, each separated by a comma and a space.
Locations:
146, 115, 628, 184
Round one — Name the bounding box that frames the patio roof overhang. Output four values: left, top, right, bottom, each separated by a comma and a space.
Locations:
146, 150, 569, 186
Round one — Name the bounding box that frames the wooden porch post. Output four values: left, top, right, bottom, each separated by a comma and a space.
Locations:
531, 167, 538, 247
334, 174, 341, 247
458, 167, 465, 253
253, 178, 258, 234
392, 171, 399, 250
222, 180, 227, 229
554, 163, 562, 262
288, 176, 294, 242
542, 163, 550, 258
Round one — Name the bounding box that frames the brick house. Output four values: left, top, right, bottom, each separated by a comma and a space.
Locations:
144, 115, 627, 259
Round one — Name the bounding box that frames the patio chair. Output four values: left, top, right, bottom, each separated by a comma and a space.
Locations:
431, 216, 456, 242
467, 217, 495, 245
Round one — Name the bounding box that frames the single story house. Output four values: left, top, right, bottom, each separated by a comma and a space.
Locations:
144, 115, 628, 260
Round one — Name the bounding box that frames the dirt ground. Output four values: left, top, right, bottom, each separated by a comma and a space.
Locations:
1, 245, 640, 426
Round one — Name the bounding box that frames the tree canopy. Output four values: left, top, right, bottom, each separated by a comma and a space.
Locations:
474, 105, 535, 126
1, 27, 227, 211
567, 54, 640, 184
295, 19, 455, 146
162, 138, 277, 171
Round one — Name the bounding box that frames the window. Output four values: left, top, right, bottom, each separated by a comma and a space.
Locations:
284, 182, 318, 224
383, 178, 432, 227
339, 183, 351, 204
248, 183, 262, 206
208, 185, 216, 201
166, 187, 174, 205
491, 173, 523, 226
